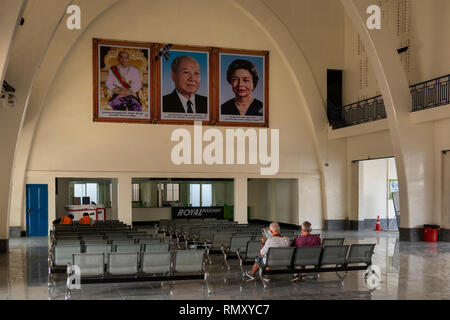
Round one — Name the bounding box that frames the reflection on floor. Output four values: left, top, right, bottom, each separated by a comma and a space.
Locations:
1, 229, 450, 300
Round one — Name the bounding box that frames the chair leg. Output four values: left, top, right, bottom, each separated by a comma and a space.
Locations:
47, 256, 53, 287
221, 248, 230, 271
65, 263, 72, 300
204, 272, 211, 295
259, 268, 267, 289
239, 260, 245, 277
206, 247, 212, 264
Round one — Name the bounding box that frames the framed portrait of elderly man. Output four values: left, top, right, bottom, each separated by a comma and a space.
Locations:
218, 49, 269, 127
157, 45, 211, 124
93, 39, 153, 123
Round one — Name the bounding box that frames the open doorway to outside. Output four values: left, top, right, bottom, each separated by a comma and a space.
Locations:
354, 157, 399, 231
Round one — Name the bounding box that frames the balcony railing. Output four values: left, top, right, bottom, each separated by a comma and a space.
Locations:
411, 75, 450, 111
341, 95, 386, 127
329, 74, 450, 129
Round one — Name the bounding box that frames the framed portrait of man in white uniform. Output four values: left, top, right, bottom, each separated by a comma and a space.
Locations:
93, 39, 153, 123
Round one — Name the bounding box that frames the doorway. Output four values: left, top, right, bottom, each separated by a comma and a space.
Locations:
355, 157, 399, 231
26, 184, 48, 236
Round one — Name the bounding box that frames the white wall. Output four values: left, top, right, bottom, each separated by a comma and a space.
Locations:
132, 207, 171, 222
248, 178, 306, 226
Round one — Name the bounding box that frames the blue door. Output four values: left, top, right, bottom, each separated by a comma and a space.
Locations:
26, 184, 48, 236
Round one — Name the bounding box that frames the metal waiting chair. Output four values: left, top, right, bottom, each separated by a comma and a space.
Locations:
139, 238, 162, 245
107, 252, 139, 276
292, 246, 323, 279
114, 243, 141, 264
72, 253, 105, 278
144, 242, 170, 252
115, 244, 141, 253
173, 249, 211, 294
83, 240, 109, 246
223, 235, 252, 271
346, 244, 375, 267
206, 232, 232, 264
141, 251, 172, 275
293, 246, 322, 268
85, 243, 112, 265
55, 240, 81, 246
53, 244, 82, 267
81, 235, 104, 241
211, 233, 233, 251
258, 247, 296, 287
111, 239, 136, 246
320, 245, 350, 267
322, 238, 345, 246
174, 250, 205, 274
237, 240, 262, 276
264, 247, 296, 270
198, 230, 214, 245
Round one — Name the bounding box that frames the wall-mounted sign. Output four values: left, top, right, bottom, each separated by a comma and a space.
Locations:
171, 206, 224, 219
388, 179, 398, 200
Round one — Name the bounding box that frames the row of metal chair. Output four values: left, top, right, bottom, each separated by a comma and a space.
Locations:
53, 232, 153, 241
53, 220, 128, 232
180, 225, 299, 246
71, 250, 205, 278
258, 244, 376, 287
50, 242, 171, 267
52, 229, 150, 243
64, 250, 209, 299
225, 238, 344, 273
54, 238, 163, 246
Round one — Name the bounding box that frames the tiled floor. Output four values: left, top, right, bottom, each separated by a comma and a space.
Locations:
1, 229, 450, 300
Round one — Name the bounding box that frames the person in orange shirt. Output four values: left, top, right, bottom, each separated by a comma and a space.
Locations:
79, 212, 93, 226
60, 214, 74, 225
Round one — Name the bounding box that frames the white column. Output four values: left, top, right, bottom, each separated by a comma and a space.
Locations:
117, 176, 132, 226
111, 179, 118, 221
234, 177, 248, 224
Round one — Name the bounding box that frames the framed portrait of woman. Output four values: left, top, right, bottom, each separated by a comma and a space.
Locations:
156, 44, 212, 124
93, 39, 153, 123
217, 49, 269, 127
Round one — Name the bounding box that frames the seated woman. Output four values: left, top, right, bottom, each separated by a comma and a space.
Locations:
290, 221, 322, 281
221, 59, 263, 116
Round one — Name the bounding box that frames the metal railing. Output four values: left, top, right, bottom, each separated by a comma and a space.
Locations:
342, 95, 386, 126
411, 75, 450, 111
329, 74, 450, 129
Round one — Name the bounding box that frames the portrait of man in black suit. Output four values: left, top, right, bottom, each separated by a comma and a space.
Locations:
163, 55, 208, 114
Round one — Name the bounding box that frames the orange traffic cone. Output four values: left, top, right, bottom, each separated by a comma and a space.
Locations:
375, 216, 383, 231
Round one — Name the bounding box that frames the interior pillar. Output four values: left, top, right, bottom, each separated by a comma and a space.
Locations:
234, 177, 248, 224
117, 176, 132, 226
